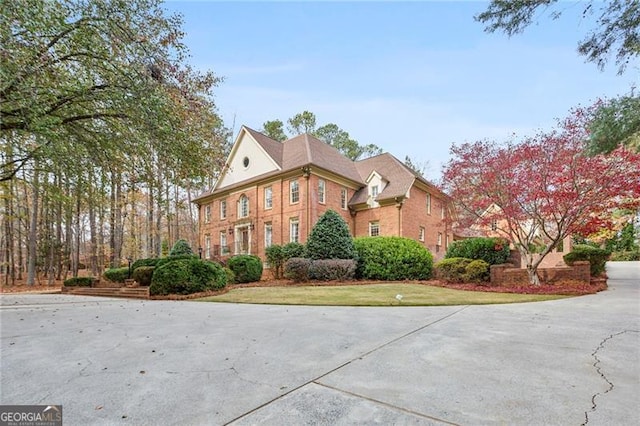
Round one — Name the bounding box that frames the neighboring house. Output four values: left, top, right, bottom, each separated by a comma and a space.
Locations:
193, 126, 453, 262
471, 203, 572, 268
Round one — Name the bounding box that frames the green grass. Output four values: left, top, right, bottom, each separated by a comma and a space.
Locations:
198, 283, 568, 306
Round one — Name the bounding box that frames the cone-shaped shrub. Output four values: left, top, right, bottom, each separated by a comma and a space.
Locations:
169, 239, 194, 257
306, 209, 357, 260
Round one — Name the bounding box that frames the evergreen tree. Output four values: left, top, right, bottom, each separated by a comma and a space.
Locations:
306, 210, 357, 260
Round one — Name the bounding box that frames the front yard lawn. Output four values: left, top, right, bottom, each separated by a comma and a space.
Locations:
198, 283, 569, 306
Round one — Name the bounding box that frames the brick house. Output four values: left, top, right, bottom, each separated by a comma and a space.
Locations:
193, 126, 453, 262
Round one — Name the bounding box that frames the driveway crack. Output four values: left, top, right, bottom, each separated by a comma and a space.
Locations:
582, 329, 638, 425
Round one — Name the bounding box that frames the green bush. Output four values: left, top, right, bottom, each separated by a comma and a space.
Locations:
306, 209, 357, 260
283, 242, 306, 259
227, 255, 263, 283
609, 249, 640, 261
464, 259, 490, 283
169, 239, 194, 257
104, 267, 130, 283
265, 245, 286, 279
156, 254, 196, 267
131, 258, 161, 270
132, 266, 154, 286
149, 258, 226, 296
284, 257, 311, 282
224, 267, 236, 284
63, 277, 95, 287
309, 259, 357, 281
445, 237, 510, 265
564, 245, 610, 276
434, 257, 472, 283
354, 236, 433, 280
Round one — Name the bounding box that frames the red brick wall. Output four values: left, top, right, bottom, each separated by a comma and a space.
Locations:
490, 261, 590, 286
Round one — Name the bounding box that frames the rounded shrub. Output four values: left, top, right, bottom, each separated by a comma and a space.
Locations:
354, 236, 433, 280
64, 277, 95, 287
131, 258, 161, 270
132, 266, 154, 286
434, 257, 472, 283
104, 267, 130, 283
150, 258, 226, 296
169, 239, 194, 257
463, 259, 490, 283
306, 209, 357, 260
265, 245, 286, 279
282, 242, 306, 259
284, 258, 311, 282
445, 237, 510, 265
564, 245, 610, 276
309, 259, 357, 281
227, 255, 263, 283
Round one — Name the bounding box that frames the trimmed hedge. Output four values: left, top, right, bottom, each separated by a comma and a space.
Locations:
132, 266, 154, 286
284, 258, 311, 282
564, 245, 609, 276
434, 257, 472, 283
464, 259, 490, 283
149, 258, 226, 296
354, 236, 433, 280
306, 209, 357, 260
609, 249, 640, 261
283, 242, 306, 259
227, 255, 263, 283
131, 258, 161, 270
434, 258, 490, 283
445, 237, 510, 265
104, 267, 130, 283
63, 277, 95, 287
309, 259, 357, 281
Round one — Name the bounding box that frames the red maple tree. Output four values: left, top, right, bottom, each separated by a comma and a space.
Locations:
442, 106, 640, 285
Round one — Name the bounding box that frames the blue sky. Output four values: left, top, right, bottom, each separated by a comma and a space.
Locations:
164, 1, 637, 181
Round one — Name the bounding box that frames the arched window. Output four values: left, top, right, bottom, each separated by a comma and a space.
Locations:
238, 195, 249, 218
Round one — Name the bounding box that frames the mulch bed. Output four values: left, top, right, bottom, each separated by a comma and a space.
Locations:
2, 277, 607, 298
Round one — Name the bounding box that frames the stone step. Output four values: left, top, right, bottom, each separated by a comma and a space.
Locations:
64, 286, 149, 299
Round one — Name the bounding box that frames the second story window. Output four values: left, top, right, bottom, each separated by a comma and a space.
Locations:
426, 193, 432, 215
264, 186, 273, 210
369, 221, 380, 237
238, 195, 249, 218
341, 188, 347, 210
220, 199, 227, 219
290, 180, 299, 204
318, 179, 325, 204
441, 203, 446, 220
204, 204, 211, 224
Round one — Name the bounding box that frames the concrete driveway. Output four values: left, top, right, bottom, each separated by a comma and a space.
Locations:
1, 262, 638, 425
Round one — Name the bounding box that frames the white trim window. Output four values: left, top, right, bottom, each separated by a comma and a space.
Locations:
220, 199, 227, 220
220, 231, 228, 255
238, 195, 249, 218
341, 188, 348, 210
290, 218, 300, 243
369, 221, 380, 237
204, 204, 211, 224
426, 193, 432, 215
441, 203, 445, 220
290, 180, 299, 204
264, 186, 273, 210
318, 179, 326, 204
419, 226, 425, 242
205, 234, 211, 259
265, 223, 273, 248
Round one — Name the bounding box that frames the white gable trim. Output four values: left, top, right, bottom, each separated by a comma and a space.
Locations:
214, 126, 281, 191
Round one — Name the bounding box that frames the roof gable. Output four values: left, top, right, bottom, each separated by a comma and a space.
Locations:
216, 126, 281, 190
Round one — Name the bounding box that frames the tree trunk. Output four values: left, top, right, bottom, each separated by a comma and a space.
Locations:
26, 161, 39, 286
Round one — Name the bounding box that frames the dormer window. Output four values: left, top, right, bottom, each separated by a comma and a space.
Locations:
371, 185, 379, 199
